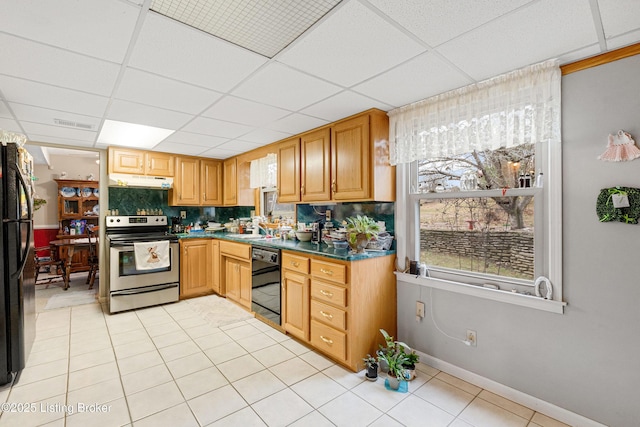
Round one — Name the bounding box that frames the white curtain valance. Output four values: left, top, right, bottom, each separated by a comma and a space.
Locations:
388, 60, 561, 165
250, 153, 277, 188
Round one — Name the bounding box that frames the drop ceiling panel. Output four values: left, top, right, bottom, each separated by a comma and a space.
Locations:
115, 68, 223, 115
21, 122, 97, 144
0, 34, 120, 96
163, 131, 229, 148
0, 75, 109, 118
606, 30, 640, 50
0, 0, 140, 63
200, 147, 244, 159
278, 1, 426, 87
352, 52, 473, 107
0, 102, 13, 119
153, 141, 210, 156
436, 0, 598, 81
29, 134, 96, 148
231, 62, 341, 111
215, 140, 262, 153
182, 116, 254, 139
367, 0, 534, 47
599, 0, 640, 40
107, 99, 193, 130
301, 91, 392, 122
237, 128, 292, 145
128, 13, 267, 91
265, 113, 329, 135
0, 118, 21, 132
202, 96, 290, 126
8, 104, 101, 132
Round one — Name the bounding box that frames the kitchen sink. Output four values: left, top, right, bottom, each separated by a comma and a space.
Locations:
225, 234, 266, 240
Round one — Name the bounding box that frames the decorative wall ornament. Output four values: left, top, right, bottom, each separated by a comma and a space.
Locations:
598, 130, 640, 162
596, 187, 640, 224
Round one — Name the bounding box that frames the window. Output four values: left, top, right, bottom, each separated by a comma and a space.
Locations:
390, 60, 564, 312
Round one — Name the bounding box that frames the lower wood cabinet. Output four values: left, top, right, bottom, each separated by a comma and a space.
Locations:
220, 240, 251, 310
281, 250, 396, 372
180, 239, 214, 299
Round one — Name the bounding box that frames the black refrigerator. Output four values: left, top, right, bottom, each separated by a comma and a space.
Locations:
0, 142, 36, 385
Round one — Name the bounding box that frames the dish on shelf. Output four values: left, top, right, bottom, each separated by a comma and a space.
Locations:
93, 188, 99, 197
92, 204, 99, 215
60, 187, 77, 197
82, 187, 93, 197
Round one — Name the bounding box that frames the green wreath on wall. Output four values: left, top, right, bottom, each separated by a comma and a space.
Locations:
596, 187, 640, 224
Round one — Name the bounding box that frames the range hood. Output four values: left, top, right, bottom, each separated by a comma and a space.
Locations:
108, 174, 173, 189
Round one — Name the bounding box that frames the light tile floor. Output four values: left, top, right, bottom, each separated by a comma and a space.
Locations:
0, 296, 571, 427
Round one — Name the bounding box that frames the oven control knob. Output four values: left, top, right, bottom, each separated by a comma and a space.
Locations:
269, 254, 277, 263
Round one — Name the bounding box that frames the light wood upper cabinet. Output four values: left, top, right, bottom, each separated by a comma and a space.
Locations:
201, 159, 223, 206
108, 147, 174, 177
301, 128, 331, 202
171, 156, 200, 205
331, 114, 370, 201
277, 137, 301, 203
223, 157, 238, 206
180, 239, 213, 299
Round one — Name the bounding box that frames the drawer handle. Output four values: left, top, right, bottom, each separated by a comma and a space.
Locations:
320, 335, 333, 344
320, 268, 333, 276
319, 310, 333, 319
319, 289, 333, 297
291, 261, 299, 267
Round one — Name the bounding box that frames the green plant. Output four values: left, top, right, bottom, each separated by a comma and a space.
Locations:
33, 198, 47, 211
401, 349, 419, 368
363, 354, 378, 369
378, 349, 409, 381
345, 214, 379, 244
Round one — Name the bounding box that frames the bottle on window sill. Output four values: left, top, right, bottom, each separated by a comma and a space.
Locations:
536, 170, 544, 188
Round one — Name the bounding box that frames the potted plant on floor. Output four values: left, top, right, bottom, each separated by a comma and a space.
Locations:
363, 354, 378, 381
345, 215, 379, 253
378, 348, 409, 390
401, 348, 419, 381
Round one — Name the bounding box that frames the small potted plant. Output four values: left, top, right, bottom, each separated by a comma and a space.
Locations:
401, 349, 420, 381
378, 349, 409, 390
363, 354, 378, 381
345, 214, 380, 253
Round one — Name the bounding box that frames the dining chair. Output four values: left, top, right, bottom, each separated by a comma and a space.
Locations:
86, 226, 99, 289
34, 243, 66, 288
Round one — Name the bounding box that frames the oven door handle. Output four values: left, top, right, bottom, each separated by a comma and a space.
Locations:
111, 284, 178, 296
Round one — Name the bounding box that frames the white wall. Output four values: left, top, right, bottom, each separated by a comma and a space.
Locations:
396, 54, 640, 427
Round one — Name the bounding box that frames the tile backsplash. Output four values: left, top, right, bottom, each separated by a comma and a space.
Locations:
297, 202, 395, 234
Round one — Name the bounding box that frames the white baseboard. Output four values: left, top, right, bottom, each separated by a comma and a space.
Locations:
417, 350, 606, 427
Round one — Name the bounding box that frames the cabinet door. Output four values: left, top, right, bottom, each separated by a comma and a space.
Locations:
225, 258, 241, 302
301, 128, 331, 202
201, 159, 223, 206
239, 261, 252, 309
174, 157, 200, 205
277, 137, 300, 203
223, 158, 237, 206
109, 148, 145, 175
211, 240, 221, 295
146, 152, 174, 177
331, 115, 370, 200
180, 240, 212, 298
283, 270, 310, 341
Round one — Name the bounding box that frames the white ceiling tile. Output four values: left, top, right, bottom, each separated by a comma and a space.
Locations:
352, 52, 473, 107
215, 140, 262, 152
28, 134, 96, 148
0, 75, 109, 118
0, 34, 120, 96
265, 113, 329, 135
21, 122, 96, 144
598, 0, 640, 40
436, 0, 598, 81
0, 101, 13, 119
368, 0, 534, 47
301, 91, 392, 122
557, 44, 602, 66
0, 0, 139, 63
163, 131, 229, 148
202, 96, 291, 126
199, 147, 243, 159
128, 13, 267, 91
605, 29, 640, 50
231, 62, 341, 110
181, 117, 254, 139
153, 141, 211, 156
115, 68, 223, 115
8, 103, 101, 132
278, 1, 426, 87
0, 117, 21, 132
237, 128, 292, 145
107, 99, 192, 130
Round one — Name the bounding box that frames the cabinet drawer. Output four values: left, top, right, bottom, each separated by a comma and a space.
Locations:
311, 300, 346, 331
311, 281, 347, 308
310, 320, 346, 362
310, 259, 346, 284
282, 252, 309, 274
219, 240, 250, 260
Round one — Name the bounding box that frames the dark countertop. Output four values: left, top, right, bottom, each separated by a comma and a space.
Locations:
175, 231, 395, 261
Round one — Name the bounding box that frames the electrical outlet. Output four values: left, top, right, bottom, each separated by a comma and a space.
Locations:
466, 330, 477, 347
180, 211, 186, 219
416, 301, 425, 318
326, 209, 332, 221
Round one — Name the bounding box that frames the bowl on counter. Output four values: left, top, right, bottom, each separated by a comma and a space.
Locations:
295, 231, 313, 242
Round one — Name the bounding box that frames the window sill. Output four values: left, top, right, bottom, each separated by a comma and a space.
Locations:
395, 272, 566, 314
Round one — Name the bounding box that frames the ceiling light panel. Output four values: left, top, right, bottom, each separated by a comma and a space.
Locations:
150, 0, 342, 58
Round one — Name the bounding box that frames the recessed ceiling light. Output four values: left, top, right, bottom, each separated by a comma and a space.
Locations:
97, 120, 175, 149
150, 0, 342, 58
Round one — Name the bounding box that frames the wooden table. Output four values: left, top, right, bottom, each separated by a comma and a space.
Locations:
50, 237, 98, 290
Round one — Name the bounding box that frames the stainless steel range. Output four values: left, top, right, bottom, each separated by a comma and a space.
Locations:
105, 215, 179, 313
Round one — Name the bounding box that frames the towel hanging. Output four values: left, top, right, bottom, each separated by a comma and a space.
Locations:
134, 240, 170, 270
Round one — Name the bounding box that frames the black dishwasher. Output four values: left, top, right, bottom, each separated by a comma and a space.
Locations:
251, 246, 281, 326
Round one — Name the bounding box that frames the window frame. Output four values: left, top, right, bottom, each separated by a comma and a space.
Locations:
396, 138, 565, 314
